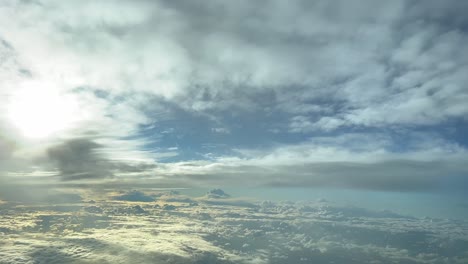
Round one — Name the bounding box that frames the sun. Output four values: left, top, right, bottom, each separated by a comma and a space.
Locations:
6, 82, 80, 139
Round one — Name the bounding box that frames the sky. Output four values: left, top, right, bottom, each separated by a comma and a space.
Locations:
1, 1, 468, 263
1, 0, 468, 193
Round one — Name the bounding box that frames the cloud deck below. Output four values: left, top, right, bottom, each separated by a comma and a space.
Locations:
1, 190, 467, 264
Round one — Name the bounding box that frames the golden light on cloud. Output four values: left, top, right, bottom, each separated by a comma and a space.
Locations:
6, 81, 80, 139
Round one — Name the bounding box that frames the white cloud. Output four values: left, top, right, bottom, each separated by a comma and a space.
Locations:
0, 0, 467, 190
3, 192, 468, 263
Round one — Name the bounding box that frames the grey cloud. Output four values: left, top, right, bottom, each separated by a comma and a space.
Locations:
206, 189, 230, 199
0, 133, 42, 176
0, 183, 82, 203
47, 138, 113, 181
199, 198, 257, 209
266, 160, 466, 191
0, 36, 26, 80
110, 161, 158, 173
154, 0, 468, 130
112, 190, 155, 202
2, 0, 467, 132
0, 134, 15, 160
2, 0, 467, 131
172, 159, 468, 192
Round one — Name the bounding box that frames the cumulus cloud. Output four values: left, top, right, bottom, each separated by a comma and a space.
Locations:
1, 192, 468, 264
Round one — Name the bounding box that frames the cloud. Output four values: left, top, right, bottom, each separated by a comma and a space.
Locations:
206, 189, 231, 199
0, 0, 467, 191
137, 132, 468, 192
3, 192, 468, 263
47, 138, 113, 181
1, 1, 468, 262
0, 133, 15, 161
160, 160, 466, 192
112, 190, 155, 202
2, 0, 466, 125
0, 183, 83, 203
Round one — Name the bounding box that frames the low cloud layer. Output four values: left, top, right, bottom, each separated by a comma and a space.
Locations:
1, 190, 468, 263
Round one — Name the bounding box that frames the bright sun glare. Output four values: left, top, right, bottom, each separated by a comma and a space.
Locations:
6, 82, 79, 139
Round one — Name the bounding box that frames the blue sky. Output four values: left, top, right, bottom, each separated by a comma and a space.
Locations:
0, 0, 467, 192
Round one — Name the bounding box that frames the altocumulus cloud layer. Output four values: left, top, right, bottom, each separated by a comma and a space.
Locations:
0, 0, 468, 191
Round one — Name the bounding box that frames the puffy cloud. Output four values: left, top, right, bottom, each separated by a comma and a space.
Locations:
4, 191, 468, 263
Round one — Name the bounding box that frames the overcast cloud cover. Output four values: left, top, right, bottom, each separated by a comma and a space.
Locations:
1, 0, 468, 190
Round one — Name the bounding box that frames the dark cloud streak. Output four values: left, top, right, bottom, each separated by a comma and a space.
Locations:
173, 160, 468, 192
47, 138, 113, 181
